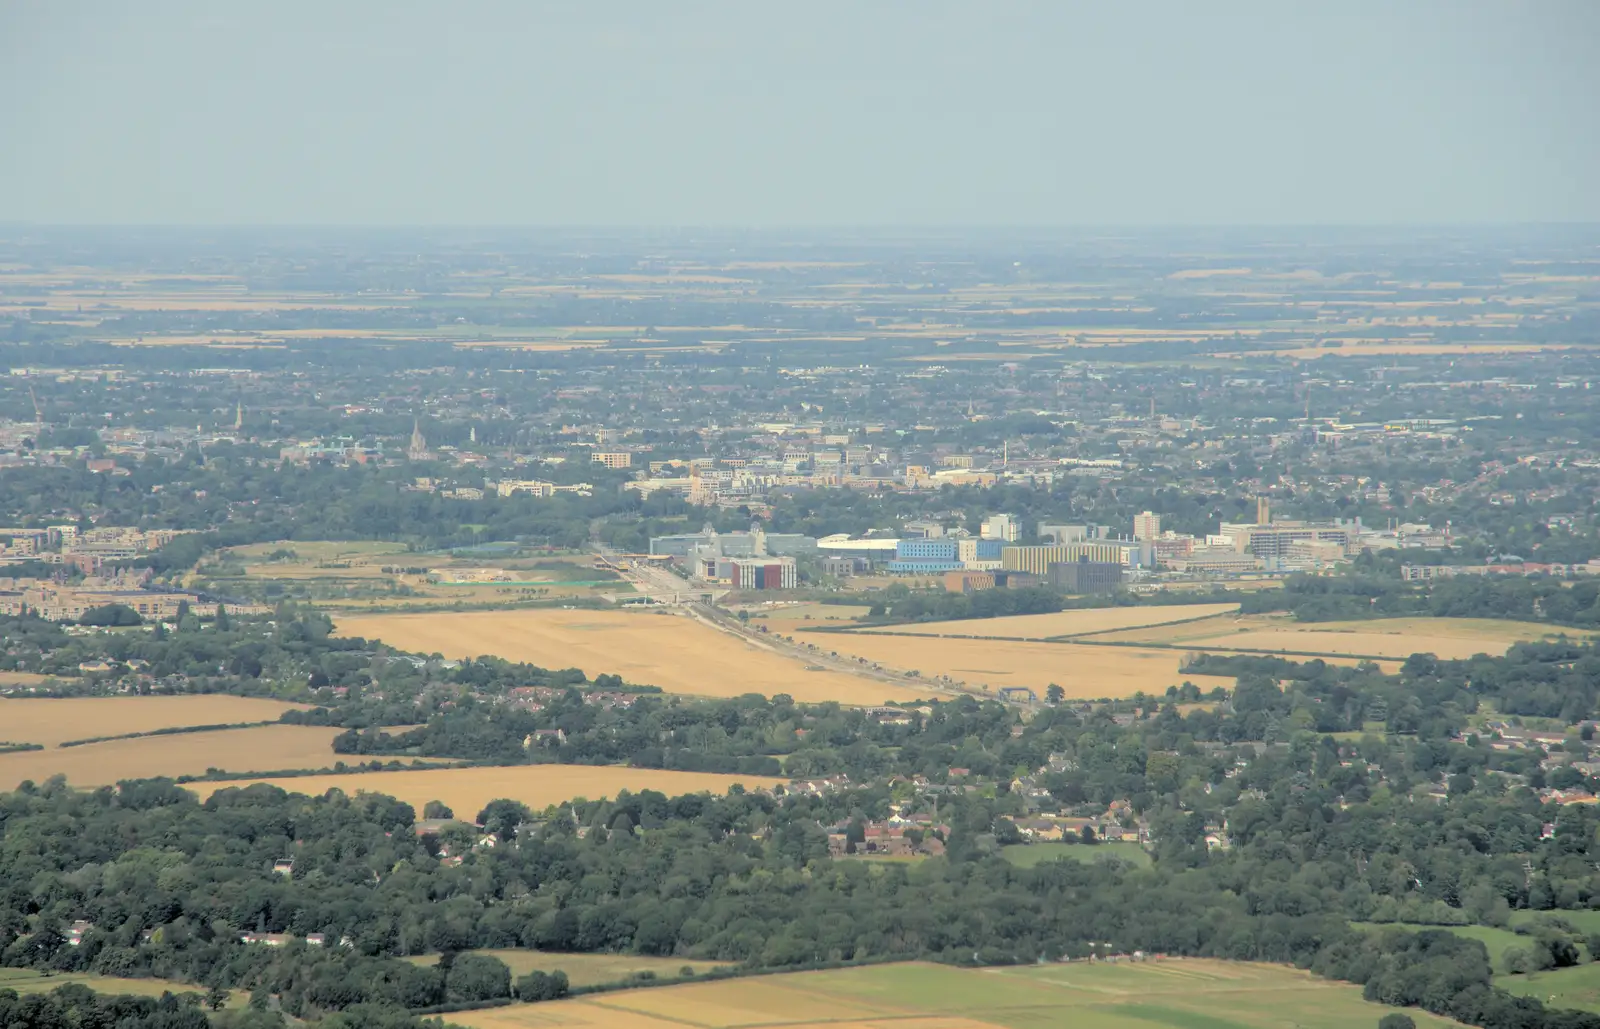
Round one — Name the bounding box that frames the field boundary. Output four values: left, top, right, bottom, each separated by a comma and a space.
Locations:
1049, 609, 1240, 641
1053, 637, 1401, 663
804, 608, 1239, 644
815, 628, 1399, 665
422, 953, 918, 1017
177, 757, 466, 787
57, 719, 282, 748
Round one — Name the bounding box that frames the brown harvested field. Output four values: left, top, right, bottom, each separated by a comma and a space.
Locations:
1099, 615, 1586, 660
849, 602, 1238, 640
0, 725, 345, 789
187, 765, 787, 813
809, 635, 1234, 698
334, 609, 933, 704
0, 695, 308, 747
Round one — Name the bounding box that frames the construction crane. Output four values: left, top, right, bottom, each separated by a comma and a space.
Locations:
28, 385, 44, 425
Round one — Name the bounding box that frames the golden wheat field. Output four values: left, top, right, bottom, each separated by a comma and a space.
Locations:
187, 765, 787, 813
808, 635, 1234, 699
856, 602, 1239, 640
334, 609, 932, 704
446, 959, 1461, 1029
1097, 614, 1584, 661
0, 695, 308, 747
0, 725, 346, 789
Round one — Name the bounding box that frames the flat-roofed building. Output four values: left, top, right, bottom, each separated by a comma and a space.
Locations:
889, 538, 962, 574
1048, 558, 1124, 595
945, 570, 996, 594
1003, 540, 1138, 576
1217, 519, 1357, 559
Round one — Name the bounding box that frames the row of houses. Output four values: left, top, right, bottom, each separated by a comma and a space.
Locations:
62, 919, 339, 950
0, 581, 268, 622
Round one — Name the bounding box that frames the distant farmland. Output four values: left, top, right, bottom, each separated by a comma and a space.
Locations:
335, 608, 932, 704
188, 765, 787, 815
448, 958, 1460, 1029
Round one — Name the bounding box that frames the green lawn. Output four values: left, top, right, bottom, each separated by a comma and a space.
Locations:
1353, 921, 1526, 972
404, 949, 729, 987
1002, 840, 1152, 868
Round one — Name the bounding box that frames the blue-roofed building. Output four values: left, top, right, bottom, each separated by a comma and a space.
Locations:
888, 538, 962, 574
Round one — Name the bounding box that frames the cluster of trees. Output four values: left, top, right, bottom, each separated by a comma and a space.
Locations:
0, 984, 460, 1029
0, 457, 643, 555
328, 690, 1007, 781
864, 586, 1065, 624
1241, 573, 1600, 629
1193, 637, 1600, 728
0, 985, 212, 1029
0, 607, 362, 687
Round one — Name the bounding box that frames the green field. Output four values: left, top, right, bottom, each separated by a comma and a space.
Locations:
1353, 921, 1526, 972
0, 968, 228, 1004
450, 958, 1462, 1029
404, 949, 729, 987
1002, 840, 1153, 868
1498, 962, 1600, 1013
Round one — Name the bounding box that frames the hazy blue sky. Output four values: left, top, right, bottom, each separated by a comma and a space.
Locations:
2, 1, 1596, 225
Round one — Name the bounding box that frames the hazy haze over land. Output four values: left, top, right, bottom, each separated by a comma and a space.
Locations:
2, 0, 1597, 226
